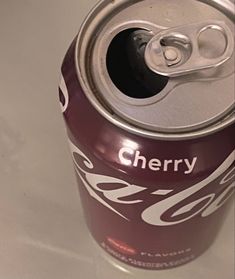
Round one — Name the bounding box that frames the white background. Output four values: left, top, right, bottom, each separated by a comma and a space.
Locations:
0, 1, 234, 278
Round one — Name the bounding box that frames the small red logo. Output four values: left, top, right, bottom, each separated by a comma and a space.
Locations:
107, 237, 137, 256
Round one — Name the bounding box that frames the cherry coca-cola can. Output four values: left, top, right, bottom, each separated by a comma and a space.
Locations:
59, 0, 235, 270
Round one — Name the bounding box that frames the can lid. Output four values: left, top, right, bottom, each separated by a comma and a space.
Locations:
76, 0, 235, 139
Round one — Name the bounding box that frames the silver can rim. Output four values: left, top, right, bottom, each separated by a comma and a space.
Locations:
75, 0, 235, 141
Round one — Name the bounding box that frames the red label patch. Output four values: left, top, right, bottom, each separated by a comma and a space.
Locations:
107, 237, 137, 256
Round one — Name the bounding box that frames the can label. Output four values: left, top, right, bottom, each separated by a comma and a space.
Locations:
69, 139, 234, 227
60, 40, 235, 270
59, 75, 69, 113
118, 147, 198, 174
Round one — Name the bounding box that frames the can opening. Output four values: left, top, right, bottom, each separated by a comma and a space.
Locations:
106, 29, 169, 99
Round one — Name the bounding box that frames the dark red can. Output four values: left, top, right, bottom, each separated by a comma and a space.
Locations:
59, 0, 235, 270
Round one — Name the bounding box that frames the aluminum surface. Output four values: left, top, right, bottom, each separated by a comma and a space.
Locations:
76, 0, 235, 139
145, 21, 234, 77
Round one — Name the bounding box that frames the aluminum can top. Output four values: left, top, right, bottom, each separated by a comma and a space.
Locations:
76, 0, 235, 140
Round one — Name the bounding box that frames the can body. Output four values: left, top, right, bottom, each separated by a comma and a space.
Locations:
59, 0, 235, 270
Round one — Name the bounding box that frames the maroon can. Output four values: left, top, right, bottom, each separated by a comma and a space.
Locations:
59, 0, 235, 270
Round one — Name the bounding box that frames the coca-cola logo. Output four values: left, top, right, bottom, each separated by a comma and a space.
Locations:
68, 139, 235, 226
59, 74, 69, 113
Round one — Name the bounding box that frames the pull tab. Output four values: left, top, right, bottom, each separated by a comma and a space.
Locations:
144, 21, 234, 77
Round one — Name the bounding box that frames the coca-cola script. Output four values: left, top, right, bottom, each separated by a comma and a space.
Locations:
69, 139, 235, 226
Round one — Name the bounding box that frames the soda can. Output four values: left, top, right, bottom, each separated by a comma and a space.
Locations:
59, 0, 235, 270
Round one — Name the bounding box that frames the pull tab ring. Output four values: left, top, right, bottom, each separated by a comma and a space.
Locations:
145, 21, 234, 77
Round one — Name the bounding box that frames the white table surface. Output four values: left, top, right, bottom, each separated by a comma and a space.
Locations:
0, 1, 234, 278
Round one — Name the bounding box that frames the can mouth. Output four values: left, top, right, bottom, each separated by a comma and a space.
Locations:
106, 28, 169, 99
76, 0, 235, 140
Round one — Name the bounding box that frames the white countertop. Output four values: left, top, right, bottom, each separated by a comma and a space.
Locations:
0, 1, 234, 278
